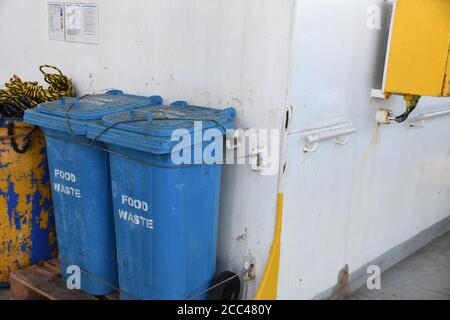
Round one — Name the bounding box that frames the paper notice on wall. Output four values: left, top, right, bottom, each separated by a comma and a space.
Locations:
48, 2, 65, 41
65, 3, 99, 44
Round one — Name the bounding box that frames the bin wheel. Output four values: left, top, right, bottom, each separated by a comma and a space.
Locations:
208, 271, 240, 300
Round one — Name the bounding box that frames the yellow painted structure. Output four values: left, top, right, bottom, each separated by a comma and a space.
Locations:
0, 120, 57, 284
384, 0, 450, 97
254, 193, 283, 300
445, 48, 450, 96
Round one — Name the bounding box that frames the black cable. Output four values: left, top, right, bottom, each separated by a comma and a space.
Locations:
394, 105, 417, 123
6, 121, 37, 154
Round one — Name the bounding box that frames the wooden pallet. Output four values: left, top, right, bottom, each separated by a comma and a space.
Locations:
9, 259, 120, 300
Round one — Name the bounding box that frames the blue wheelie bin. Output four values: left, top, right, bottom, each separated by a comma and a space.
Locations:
23, 90, 163, 295
86, 102, 236, 299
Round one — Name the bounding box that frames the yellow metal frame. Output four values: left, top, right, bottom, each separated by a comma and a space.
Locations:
383, 0, 450, 97
254, 193, 284, 300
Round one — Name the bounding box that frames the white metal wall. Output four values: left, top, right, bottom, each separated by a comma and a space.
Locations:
278, 0, 450, 299
0, 0, 295, 299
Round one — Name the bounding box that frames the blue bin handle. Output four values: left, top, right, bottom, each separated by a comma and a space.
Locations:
170, 100, 188, 107
223, 107, 236, 118
148, 95, 163, 105
105, 89, 124, 96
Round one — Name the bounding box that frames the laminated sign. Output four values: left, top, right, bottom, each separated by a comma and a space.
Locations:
65, 3, 99, 44
48, 2, 99, 44
48, 2, 65, 41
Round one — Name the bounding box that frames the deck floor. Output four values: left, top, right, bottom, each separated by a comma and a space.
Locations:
349, 230, 450, 300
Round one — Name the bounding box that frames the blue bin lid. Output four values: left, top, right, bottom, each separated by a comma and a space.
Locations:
23, 90, 163, 135
86, 102, 236, 154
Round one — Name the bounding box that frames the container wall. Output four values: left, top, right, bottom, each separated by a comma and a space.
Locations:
0, 0, 295, 298
279, 0, 450, 299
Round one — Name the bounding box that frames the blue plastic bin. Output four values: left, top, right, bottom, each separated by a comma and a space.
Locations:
23, 91, 163, 295
86, 103, 236, 299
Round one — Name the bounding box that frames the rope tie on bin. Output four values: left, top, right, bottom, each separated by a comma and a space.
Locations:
64, 94, 90, 133
44, 113, 231, 169
89, 114, 229, 146
186, 273, 242, 300
45, 133, 202, 169
59, 257, 243, 300
58, 257, 138, 299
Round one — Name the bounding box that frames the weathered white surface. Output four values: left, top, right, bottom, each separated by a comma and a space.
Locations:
278, 0, 450, 299
0, 0, 295, 298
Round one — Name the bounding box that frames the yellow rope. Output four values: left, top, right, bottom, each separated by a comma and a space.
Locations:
0, 65, 75, 117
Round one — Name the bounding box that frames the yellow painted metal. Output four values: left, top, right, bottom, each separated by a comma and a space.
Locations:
254, 193, 283, 300
0, 120, 57, 284
384, 0, 450, 97
444, 45, 450, 96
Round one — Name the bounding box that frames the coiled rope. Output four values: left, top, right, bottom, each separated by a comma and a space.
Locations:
0, 65, 75, 153
0, 65, 75, 117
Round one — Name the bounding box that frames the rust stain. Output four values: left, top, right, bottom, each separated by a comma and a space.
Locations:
331, 264, 350, 300
369, 122, 381, 148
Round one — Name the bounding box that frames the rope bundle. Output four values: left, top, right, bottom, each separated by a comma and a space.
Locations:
0, 65, 75, 117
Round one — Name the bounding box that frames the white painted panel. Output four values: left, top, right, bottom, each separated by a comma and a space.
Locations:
280, 0, 450, 299
0, 0, 295, 298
